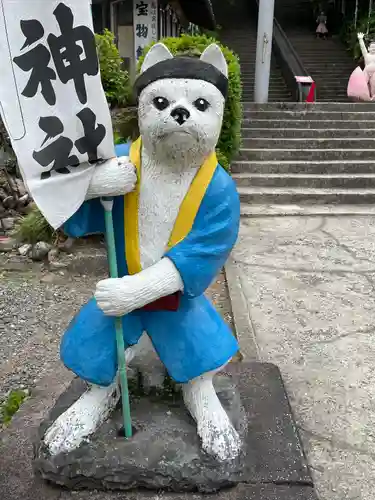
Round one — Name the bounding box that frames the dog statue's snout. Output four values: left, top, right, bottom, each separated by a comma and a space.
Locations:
170, 106, 190, 125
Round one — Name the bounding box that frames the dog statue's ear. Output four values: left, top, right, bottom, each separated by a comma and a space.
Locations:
141, 43, 174, 73
200, 44, 228, 78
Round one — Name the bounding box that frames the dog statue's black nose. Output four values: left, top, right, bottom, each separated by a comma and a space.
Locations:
170, 106, 190, 125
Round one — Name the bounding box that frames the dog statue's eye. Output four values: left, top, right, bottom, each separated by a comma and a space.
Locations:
153, 96, 169, 110
193, 98, 210, 112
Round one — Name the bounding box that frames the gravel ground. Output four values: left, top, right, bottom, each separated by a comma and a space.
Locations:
0, 240, 234, 406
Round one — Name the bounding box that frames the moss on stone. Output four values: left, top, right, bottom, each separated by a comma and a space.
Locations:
0, 389, 29, 425
127, 371, 182, 403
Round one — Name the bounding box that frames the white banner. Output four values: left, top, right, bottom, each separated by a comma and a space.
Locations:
134, 0, 158, 62
0, 0, 115, 229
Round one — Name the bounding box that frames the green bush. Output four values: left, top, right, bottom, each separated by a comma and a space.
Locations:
112, 107, 140, 142
137, 34, 242, 171
95, 29, 131, 107
341, 11, 375, 60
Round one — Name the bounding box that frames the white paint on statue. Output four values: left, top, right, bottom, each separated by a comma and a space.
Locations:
134, 0, 158, 62
0, 0, 115, 229
183, 366, 242, 461
85, 157, 136, 200
44, 42, 241, 462
44, 381, 120, 456
44, 340, 164, 455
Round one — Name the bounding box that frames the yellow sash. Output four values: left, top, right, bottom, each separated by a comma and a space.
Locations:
125, 137, 218, 275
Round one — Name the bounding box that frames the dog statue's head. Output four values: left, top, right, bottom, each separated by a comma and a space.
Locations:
135, 43, 228, 164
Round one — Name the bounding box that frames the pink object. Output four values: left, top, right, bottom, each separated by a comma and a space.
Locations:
347, 66, 373, 101
316, 22, 328, 34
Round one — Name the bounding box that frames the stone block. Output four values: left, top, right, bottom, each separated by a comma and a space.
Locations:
33, 363, 315, 497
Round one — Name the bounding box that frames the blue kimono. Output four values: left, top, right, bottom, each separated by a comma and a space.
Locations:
61, 142, 240, 386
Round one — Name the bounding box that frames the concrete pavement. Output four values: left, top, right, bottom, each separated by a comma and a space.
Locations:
227, 215, 375, 500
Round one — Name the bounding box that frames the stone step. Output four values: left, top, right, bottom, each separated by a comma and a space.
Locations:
228, 46, 258, 50
240, 203, 375, 217
315, 91, 350, 95
241, 100, 293, 104
317, 98, 351, 102
298, 60, 354, 65
315, 96, 350, 102
239, 61, 281, 66
242, 99, 293, 104
313, 85, 350, 90
243, 110, 375, 120
231, 160, 375, 175
233, 173, 375, 189
312, 83, 351, 89
241, 81, 286, 86
241, 75, 285, 79
242, 97, 292, 102
238, 149, 375, 161
241, 119, 375, 129
240, 75, 284, 80
317, 99, 351, 103
242, 137, 375, 149
299, 63, 353, 68
306, 72, 352, 76
303, 71, 353, 76
314, 86, 350, 91
241, 93, 292, 100
291, 47, 353, 51
315, 95, 350, 101
241, 90, 289, 96
237, 186, 375, 205
242, 87, 290, 93
242, 102, 375, 111
242, 82, 288, 87
241, 77, 285, 82
242, 128, 375, 138
240, 69, 282, 74
297, 54, 354, 58
221, 38, 257, 41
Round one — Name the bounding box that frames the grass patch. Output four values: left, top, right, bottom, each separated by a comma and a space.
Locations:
0, 389, 29, 425
12, 204, 56, 244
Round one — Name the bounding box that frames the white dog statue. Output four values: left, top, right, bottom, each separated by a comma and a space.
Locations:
43, 42, 241, 462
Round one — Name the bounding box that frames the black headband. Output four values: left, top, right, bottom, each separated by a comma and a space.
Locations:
134, 57, 228, 100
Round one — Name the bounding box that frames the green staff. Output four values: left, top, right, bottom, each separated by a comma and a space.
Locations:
101, 196, 132, 438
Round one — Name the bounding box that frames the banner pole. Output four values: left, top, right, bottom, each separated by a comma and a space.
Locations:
101, 196, 132, 438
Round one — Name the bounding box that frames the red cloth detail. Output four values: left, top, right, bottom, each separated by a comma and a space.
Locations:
141, 292, 181, 312
306, 82, 316, 103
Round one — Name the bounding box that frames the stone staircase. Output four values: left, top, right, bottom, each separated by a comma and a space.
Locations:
220, 26, 292, 102
285, 30, 356, 102
275, 0, 312, 26
214, 0, 292, 103
232, 102, 375, 215
273, 0, 355, 102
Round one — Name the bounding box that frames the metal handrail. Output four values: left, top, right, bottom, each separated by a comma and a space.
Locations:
273, 17, 308, 77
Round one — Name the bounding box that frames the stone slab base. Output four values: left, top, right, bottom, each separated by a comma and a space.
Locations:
33, 362, 316, 498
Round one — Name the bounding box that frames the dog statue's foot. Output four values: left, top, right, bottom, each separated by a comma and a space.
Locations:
183, 371, 242, 461
43, 382, 119, 456
198, 411, 242, 461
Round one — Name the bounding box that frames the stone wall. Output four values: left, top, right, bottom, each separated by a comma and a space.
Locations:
0, 120, 31, 235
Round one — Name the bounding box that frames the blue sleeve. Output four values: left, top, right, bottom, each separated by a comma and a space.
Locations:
63, 198, 105, 237
63, 142, 131, 238
166, 167, 240, 298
